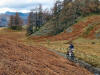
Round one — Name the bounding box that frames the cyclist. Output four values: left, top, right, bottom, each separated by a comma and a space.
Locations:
68, 42, 74, 57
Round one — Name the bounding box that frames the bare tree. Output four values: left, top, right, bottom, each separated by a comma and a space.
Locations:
27, 11, 35, 35
43, 9, 52, 23
8, 15, 15, 28
35, 4, 43, 30
15, 12, 23, 26
8, 12, 23, 30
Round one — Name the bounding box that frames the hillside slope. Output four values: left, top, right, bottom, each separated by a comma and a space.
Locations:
0, 29, 93, 75
50, 15, 100, 40
32, 0, 100, 37
31, 15, 100, 41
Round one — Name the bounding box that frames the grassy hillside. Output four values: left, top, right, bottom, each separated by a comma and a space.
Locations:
28, 15, 100, 68
34, 38, 100, 68
32, 0, 100, 36
0, 28, 93, 75
32, 20, 56, 36
30, 15, 100, 42
53, 15, 100, 40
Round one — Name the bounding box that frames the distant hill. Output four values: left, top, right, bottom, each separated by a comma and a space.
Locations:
0, 12, 29, 27
5, 11, 29, 19
0, 14, 9, 27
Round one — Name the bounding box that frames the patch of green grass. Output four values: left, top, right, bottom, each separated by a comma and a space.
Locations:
84, 24, 94, 35
83, 21, 100, 37
75, 14, 100, 24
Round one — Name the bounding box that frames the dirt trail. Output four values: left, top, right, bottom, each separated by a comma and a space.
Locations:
0, 31, 93, 75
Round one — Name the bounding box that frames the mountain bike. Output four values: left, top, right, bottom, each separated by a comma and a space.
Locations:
66, 48, 75, 61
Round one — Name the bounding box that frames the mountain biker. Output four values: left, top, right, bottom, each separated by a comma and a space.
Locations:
68, 42, 74, 56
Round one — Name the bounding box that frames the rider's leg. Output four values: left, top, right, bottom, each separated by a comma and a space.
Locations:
69, 53, 71, 56
69, 50, 72, 56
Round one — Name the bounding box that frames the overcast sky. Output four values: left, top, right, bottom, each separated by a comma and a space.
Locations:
0, 0, 56, 13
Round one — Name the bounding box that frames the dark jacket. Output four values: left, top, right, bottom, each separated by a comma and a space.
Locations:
69, 44, 74, 49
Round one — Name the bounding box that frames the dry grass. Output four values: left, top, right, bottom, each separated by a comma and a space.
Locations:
0, 28, 93, 75
73, 38, 100, 67
1, 27, 100, 68
32, 38, 100, 68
